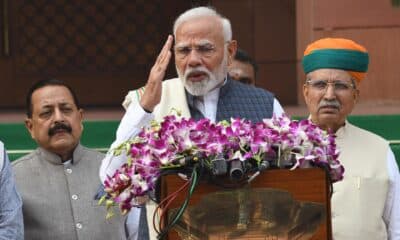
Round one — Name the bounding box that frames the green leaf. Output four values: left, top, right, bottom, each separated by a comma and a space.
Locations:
106, 211, 115, 219
98, 194, 107, 206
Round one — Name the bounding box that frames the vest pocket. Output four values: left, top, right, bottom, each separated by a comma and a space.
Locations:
332, 175, 389, 237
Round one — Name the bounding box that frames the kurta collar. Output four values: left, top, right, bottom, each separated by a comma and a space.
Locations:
37, 143, 83, 165
335, 120, 351, 140
218, 76, 233, 99
307, 115, 349, 138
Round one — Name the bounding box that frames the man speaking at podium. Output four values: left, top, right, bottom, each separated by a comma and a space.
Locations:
100, 6, 285, 240
302, 38, 400, 239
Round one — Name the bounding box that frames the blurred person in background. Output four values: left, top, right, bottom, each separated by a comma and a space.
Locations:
228, 48, 258, 85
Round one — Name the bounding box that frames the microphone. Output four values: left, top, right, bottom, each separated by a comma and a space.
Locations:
229, 159, 244, 181
211, 154, 227, 176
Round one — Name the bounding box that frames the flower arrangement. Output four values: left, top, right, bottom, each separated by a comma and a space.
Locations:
102, 114, 344, 214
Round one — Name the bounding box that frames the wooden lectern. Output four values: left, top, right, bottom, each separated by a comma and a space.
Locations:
160, 168, 332, 240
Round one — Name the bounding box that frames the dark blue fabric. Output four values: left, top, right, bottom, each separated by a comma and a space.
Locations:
93, 184, 107, 200
138, 206, 149, 239
187, 77, 275, 122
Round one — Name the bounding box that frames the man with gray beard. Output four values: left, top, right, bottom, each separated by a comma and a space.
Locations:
99, 6, 284, 240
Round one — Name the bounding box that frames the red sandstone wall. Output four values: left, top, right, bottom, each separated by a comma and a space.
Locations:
297, 0, 400, 105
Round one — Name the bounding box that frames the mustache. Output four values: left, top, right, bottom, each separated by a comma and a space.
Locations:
318, 99, 341, 109
184, 67, 210, 79
48, 122, 72, 136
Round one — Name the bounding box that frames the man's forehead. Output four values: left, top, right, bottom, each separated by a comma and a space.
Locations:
308, 68, 352, 80
32, 86, 75, 108
175, 17, 223, 40
232, 60, 253, 70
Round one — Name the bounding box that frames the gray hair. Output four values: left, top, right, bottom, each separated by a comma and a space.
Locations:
173, 6, 232, 42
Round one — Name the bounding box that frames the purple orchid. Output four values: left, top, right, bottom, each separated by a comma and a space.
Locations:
103, 114, 344, 213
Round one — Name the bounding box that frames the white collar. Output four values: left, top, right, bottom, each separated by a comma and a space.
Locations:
195, 77, 228, 123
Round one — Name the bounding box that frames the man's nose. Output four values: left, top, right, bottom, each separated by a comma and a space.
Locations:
323, 84, 336, 100
53, 108, 65, 122
187, 49, 202, 67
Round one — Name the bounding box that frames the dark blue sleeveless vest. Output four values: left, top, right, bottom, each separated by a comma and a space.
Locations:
187, 77, 275, 123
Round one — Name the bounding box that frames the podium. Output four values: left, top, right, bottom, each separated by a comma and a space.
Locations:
160, 168, 332, 239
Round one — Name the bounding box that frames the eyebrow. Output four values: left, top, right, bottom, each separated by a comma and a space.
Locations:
39, 102, 73, 109
174, 39, 214, 48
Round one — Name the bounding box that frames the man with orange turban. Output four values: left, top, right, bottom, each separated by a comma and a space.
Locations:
302, 38, 400, 239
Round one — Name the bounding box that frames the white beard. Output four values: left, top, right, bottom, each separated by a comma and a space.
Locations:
176, 52, 228, 96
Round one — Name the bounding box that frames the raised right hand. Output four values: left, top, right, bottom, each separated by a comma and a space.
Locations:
139, 35, 173, 112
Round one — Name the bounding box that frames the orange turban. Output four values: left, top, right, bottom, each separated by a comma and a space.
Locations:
302, 38, 369, 82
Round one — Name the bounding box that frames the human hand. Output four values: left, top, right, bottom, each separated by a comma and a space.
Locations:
140, 35, 173, 112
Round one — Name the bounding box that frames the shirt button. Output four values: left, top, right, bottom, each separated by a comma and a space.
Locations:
66, 168, 72, 174
71, 194, 78, 200
76, 223, 82, 229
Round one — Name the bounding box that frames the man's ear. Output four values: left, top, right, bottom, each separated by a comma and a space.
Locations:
79, 108, 84, 131
25, 118, 35, 140
352, 79, 360, 103
303, 81, 309, 104
227, 40, 237, 66
354, 88, 360, 103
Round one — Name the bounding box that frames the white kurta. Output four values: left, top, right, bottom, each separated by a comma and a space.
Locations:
332, 122, 400, 240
